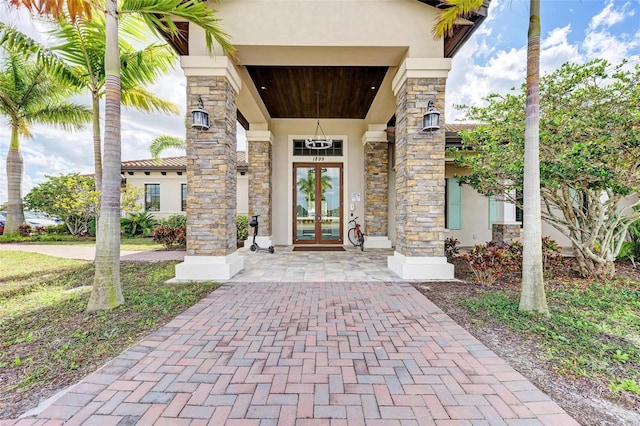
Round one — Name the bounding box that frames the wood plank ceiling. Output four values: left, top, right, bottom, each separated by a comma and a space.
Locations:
246, 66, 388, 119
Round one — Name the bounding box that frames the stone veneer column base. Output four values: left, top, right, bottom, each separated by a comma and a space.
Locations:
169, 253, 244, 282
364, 236, 393, 249
245, 235, 273, 248
388, 251, 454, 280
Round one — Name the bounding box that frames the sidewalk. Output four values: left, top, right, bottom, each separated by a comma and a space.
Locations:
1, 244, 578, 424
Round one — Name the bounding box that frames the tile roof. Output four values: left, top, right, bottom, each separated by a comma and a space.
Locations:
121, 152, 248, 171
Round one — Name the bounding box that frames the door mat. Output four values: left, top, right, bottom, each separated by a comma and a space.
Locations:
292, 246, 346, 252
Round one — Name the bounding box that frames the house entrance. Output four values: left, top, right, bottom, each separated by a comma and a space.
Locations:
293, 163, 343, 244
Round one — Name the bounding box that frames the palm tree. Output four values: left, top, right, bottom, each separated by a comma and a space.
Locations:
0, 45, 91, 235
10, 0, 233, 312
435, 0, 548, 313
149, 134, 185, 163
0, 15, 179, 197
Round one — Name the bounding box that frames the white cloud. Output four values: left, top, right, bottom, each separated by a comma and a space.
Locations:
588, 0, 631, 30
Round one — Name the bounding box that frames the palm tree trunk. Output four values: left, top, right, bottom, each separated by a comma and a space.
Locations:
87, 0, 123, 312
5, 127, 25, 235
92, 92, 102, 198
519, 0, 548, 314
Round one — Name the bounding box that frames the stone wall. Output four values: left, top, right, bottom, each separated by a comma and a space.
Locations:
492, 223, 522, 245
364, 141, 389, 236
185, 75, 238, 256
248, 140, 272, 235
394, 77, 447, 257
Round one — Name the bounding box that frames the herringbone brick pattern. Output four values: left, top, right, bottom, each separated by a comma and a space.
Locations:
5, 282, 578, 425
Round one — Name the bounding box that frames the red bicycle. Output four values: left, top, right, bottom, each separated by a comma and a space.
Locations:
347, 216, 365, 251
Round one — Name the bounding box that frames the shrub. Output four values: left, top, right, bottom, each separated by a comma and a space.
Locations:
153, 225, 186, 249
503, 237, 565, 279
542, 236, 565, 279
121, 212, 157, 237
458, 242, 517, 285
444, 237, 460, 261
160, 214, 187, 229
19, 224, 31, 237
44, 223, 69, 235
617, 217, 640, 265
237, 215, 249, 242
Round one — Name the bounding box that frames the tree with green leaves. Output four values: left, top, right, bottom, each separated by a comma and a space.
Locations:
453, 59, 640, 279
24, 173, 142, 235
0, 45, 91, 236
10, 0, 233, 312
0, 14, 179, 198
436, 0, 548, 313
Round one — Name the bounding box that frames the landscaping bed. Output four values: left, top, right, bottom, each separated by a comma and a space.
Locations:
414, 258, 640, 426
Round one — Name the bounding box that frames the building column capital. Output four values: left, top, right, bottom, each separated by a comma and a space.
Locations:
246, 130, 274, 145
391, 58, 452, 96
362, 124, 389, 146
180, 56, 242, 93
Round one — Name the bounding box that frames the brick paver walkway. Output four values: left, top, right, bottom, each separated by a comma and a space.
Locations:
6, 281, 578, 425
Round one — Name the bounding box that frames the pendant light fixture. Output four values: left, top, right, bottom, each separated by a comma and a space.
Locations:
305, 91, 333, 150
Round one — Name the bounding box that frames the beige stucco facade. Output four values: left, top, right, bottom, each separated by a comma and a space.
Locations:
166, 0, 491, 281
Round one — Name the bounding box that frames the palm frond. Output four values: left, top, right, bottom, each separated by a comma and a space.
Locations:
0, 22, 84, 88
432, 0, 484, 39
120, 43, 177, 88
121, 86, 179, 115
149, 135, 185, 163
27, 102, 92, 130
120, 0, 235, 57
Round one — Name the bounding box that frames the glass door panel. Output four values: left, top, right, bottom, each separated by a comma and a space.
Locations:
295, 166, 317, 242
319, 167, 341, 243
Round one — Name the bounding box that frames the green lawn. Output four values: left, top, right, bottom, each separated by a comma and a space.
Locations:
0, 251, 217, 419
462, 278, 640, 397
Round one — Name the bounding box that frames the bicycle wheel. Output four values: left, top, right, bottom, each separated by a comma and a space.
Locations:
357, 230, 365, 251
347, 227, 358, 246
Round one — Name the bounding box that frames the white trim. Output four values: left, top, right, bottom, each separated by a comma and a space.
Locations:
180, 56, 242, 93
391, 58, 452, 96
170, 252, 244, 282
287, 135, 348, 246
364, 236, 393, 249
387, 251, 454, 280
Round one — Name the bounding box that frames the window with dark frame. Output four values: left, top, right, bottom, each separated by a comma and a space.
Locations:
293, 139, 343, 156
181, 184, 187, 212
145, 184, 160, 212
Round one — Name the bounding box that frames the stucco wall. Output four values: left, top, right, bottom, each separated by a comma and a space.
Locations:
124, 171, 249, 220
189, 0, 442, 60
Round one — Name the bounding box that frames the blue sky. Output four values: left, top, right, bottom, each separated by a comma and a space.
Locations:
1, 0, 639, 204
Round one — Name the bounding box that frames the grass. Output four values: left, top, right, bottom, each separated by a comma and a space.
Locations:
0, 235, 164, 251
461, 278, 640, 398
0, 252, 217, 419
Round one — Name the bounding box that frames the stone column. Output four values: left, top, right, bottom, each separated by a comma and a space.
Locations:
171, 56, 244, 282
247, 129, 273, 247
362, 125, 392, 248
492, 191, 521, 244
388, 58, 454, 280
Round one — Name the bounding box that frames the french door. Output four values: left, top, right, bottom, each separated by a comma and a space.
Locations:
293, 163, 343, 244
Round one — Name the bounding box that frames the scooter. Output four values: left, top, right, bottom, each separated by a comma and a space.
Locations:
249, 215, 274, 254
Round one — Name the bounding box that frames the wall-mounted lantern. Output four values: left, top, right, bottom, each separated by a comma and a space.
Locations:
191, 96, 210, 132
422, 99, 440, 133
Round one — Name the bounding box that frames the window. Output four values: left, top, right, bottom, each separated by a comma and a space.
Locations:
488, 196, 497, 229
446, 177, 462, 230
293, 139, 343, 156
181, 184, 187, 212
145, 184, 160, 211
515, 190, 523, 226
